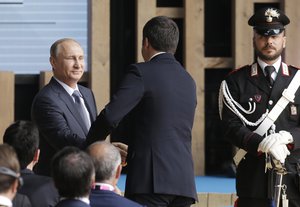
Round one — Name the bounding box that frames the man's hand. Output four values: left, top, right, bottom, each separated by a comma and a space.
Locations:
269, 144, 290, 163
258, 131, 293, 153
112, 142, 128, 165
278, 130, 293, 144
258, 133, 281, 153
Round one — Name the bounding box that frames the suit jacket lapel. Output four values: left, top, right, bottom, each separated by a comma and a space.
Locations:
78, 87, 97, 122
50, 78, 89, 135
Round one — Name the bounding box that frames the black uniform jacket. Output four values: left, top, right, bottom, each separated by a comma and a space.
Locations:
221, 62, 300, 199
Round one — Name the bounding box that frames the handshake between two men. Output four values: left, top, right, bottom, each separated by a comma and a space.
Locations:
258, 130, 293, 164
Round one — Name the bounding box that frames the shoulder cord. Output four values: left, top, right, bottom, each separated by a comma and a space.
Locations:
219, 80, 269, 127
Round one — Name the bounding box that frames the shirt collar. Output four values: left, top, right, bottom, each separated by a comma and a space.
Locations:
93, 182, 115, 191
53, 77, 79, 96
257, 56, 281, 74
149, 52, 166, 61
0, 195, 13, 207
60, 197, 90, 205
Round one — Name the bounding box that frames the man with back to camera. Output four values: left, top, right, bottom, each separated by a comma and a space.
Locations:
0, 144, 30, 207
87, 16, 197, 207
3, 120, 59, 207
87, 141, 145, 207
219, 7, 300, 207
51, 146, 95, 207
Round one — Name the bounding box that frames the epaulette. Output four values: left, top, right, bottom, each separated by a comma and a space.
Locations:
226, 64, 250, 77
289, 64, 300, 70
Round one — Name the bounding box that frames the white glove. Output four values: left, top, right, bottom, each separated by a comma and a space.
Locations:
278, 130, 293, 144
269, 144, 290, 163
258, 133, 281, 153
258, 131, 293, 153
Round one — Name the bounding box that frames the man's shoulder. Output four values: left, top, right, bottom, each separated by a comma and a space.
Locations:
90, 190, 143, 207
78, 84, 93, 94
223, 64, 252, 82
22, 172, 53, 184
288, 64, 300, 70
55, 199, 89, 207
20, 173, 57, 194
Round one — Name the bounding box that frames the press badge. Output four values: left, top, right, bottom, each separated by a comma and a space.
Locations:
290, 104, 297, 115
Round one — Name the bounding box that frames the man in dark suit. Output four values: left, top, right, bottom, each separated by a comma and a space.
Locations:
3, 120, 59, 207
52, 147, 95, 207
87, 141, 144, 207
87, 16, 197, 207
219, 7, 300, 207
31, 38, 98, 176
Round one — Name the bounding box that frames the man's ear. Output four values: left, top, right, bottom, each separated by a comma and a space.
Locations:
115, 164, 122, 180
283, 36, 286, 48
33, 149, 40, 163
12, 179, 19, 194
49, 56, 56, 69
143, 37, 150, 48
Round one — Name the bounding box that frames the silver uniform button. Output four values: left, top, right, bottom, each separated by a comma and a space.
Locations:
269, 100, 273, 105
249, 98, 253, 102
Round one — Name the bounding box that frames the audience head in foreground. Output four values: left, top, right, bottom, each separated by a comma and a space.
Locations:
51, 146, 94, 207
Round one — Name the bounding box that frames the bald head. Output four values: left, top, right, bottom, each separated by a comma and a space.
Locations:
87, 141, 121, 183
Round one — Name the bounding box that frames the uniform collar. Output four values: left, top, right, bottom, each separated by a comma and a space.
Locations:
257, 56, 281, 75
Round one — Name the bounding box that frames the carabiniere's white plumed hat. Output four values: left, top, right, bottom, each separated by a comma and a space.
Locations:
248, 7, 290, 36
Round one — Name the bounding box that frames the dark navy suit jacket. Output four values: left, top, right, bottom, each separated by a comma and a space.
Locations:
90, 189, 144, 207
18, 169, 59, 207
55, 199, 90, 207
87, 53, 197, 200
31, 77, 97, 176
12, 193, 32, 207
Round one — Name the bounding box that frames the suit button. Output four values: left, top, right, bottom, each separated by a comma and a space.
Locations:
269, 100, 273, 105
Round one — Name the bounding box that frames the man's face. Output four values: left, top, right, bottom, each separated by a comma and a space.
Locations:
50, 40, 85, 88
253, 31, 286, 62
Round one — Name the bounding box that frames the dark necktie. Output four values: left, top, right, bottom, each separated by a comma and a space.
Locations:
72, 90, 90, 131
265, 65, 275, 86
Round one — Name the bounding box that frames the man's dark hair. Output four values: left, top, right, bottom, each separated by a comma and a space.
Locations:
3, 120, 39, 169
0, 144, 20, 193
51, 146, 94, 198
143, 16, 179, 54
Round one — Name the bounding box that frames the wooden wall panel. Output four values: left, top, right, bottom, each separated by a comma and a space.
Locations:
90, 0, 110, 112
233, 0, 254, 68
191, 193, 236, 207
192, 193, 208, 207
0, 71, 14, 142
135, 0, 156, 62
39, 71, 53, 89
207, 193, 232, 207
184, 0, 205, 175
284, 0, 300, 66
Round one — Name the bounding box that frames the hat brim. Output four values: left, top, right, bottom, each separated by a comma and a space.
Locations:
254, 27, 284, 36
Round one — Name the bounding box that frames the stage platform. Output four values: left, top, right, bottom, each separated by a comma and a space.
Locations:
119, 175, 237, 207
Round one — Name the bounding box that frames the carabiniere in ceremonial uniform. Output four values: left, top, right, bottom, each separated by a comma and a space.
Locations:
219, 7, 300, 207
